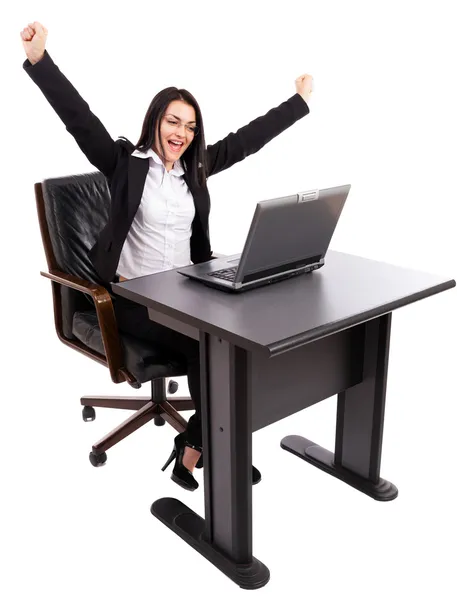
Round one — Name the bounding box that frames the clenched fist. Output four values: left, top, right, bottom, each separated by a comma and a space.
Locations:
20, 21, 48, 65
295, 74, 314, 104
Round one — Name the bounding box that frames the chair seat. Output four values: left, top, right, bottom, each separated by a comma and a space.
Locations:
72, 310, 188, 383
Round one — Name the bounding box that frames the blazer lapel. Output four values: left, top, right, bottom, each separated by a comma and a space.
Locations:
183, 170, 208, 226
127, 155, 149, 221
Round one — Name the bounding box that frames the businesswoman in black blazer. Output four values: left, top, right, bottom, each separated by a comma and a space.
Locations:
21, 21, 313, 492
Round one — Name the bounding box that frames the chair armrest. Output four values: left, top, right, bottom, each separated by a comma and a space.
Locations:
41, 270, 107, 296
41, 269, 129, 384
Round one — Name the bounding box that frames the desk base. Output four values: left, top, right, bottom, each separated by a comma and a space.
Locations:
151, 498, 270, 589
280, 435, 398, 501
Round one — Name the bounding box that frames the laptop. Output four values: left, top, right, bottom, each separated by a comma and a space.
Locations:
178, 184, 351, 293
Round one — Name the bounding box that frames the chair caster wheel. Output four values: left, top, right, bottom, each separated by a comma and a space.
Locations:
82, 406, 96, 421
168, 380, 179, 394
89, 451, 107, 467
154, 416, 166, 426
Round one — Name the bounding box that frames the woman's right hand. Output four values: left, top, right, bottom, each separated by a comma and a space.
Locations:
20, 21, 48, 65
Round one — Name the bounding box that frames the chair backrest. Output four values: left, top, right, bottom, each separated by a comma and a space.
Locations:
41, 171, 110, 283
36, 171, 110, 339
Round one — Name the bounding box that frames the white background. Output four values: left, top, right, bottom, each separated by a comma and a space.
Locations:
2, 1, 456, 598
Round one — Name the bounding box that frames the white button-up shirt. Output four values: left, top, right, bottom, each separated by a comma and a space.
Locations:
116, 147, 196, 279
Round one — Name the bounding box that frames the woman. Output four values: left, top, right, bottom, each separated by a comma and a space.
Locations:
21, 21, 313, 492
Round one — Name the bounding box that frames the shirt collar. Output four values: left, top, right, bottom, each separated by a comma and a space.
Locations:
131, 147, 185, 177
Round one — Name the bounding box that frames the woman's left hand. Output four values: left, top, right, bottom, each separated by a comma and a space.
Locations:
295, 74, 314, 104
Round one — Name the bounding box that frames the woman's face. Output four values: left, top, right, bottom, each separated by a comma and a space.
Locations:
154, 100, 197, 167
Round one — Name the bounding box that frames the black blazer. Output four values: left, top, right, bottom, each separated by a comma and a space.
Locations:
24, 50, 310, 284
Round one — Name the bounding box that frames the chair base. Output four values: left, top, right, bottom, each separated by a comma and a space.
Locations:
81, 378, 194, 459
81, 395, 193, 412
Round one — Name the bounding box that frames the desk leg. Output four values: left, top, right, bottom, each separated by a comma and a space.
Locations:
151, 334, 270, 589
281, 313, 398, 501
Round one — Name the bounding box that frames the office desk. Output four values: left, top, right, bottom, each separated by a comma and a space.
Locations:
112, 250, 455, 589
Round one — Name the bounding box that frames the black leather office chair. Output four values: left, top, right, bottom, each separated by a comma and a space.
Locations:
35, 171, 195, 466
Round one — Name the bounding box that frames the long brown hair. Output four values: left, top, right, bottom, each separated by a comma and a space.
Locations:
127, 87, 208, 188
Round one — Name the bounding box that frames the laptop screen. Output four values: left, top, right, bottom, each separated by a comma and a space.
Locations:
237, 185, 350, 283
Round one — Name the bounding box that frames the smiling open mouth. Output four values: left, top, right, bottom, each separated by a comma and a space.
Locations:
168, 141, 183, 152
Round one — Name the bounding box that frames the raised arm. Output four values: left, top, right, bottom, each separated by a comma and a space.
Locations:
21, 22, 120, 179
205, 91, 310, 178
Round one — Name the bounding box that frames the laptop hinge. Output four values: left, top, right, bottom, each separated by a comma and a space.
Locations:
240, 255, 322, 284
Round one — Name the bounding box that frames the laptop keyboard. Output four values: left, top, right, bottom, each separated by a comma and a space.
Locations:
207, 266, 238, 281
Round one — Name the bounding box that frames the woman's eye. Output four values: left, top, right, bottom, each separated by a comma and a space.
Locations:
169, 121, 178, 125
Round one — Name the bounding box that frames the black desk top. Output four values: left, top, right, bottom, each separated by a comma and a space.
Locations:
112, 250, 455, 357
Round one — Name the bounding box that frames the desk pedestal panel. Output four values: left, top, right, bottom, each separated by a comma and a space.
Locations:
251, 324, 365, 431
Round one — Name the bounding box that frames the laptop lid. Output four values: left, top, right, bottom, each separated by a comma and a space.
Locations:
233, 184, 351, 285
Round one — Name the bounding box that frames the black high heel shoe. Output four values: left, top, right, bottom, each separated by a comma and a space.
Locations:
195, 453, 261, 485
161, 432, 202, 491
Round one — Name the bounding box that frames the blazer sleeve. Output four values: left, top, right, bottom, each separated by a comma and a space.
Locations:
205, 93, 310, 178
23, 50, 120, 178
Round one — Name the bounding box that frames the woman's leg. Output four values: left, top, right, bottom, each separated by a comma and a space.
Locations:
113, 294, 202, 469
